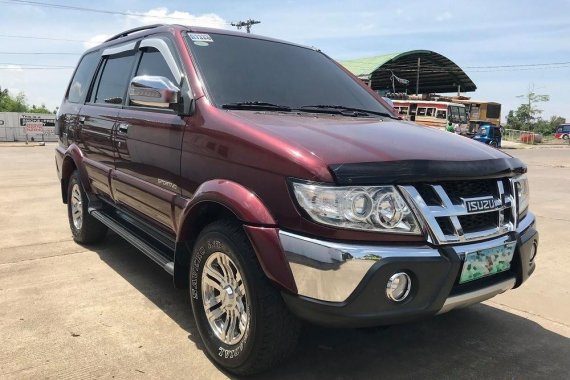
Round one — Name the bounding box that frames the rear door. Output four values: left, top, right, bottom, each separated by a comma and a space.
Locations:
78, 43, 137, 199
56, 51, 100, 147
111, 36, 186, 232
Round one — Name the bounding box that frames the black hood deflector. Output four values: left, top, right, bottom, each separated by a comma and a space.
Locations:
329, 158, 527, 185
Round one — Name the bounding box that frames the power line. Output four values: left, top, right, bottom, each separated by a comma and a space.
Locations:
1, 0, 233, 24
0, 33, 87, 43
0, 62, 74, 67
0, 51, 80, 55
464, 61, 570, 68
0, 67, 72, 70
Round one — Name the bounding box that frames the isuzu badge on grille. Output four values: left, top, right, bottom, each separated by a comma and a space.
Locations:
463, 196, 498, 213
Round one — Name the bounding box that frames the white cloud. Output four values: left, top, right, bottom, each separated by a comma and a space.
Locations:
84, 34, 112, 49
0, 65, 23, 72
82, 8, 228, 49
125, 7, 228, 29
435, 11, 453, 22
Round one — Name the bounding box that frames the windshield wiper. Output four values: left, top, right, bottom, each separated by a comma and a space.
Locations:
300, 105, 399, 119
222, 101, 292, 112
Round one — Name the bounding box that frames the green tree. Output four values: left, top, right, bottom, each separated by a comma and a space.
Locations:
515, 85, 550, 130
0, 86, 54, 113
506, 105, 531, 130
535, 115, 567, 135
28, 104, 52, 114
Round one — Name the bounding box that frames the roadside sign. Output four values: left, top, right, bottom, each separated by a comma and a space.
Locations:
25, 122, 45, 135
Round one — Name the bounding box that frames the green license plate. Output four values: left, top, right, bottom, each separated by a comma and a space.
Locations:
459, 242, 516, 284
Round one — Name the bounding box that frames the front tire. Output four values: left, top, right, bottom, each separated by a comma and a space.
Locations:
67, 171, 107, 244
190, 220, 300, 375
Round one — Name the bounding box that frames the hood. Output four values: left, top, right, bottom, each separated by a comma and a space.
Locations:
226, 111, 523, 183
229, 111, 509, 162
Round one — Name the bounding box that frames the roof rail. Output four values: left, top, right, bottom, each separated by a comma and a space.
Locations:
104, 24, 165, 43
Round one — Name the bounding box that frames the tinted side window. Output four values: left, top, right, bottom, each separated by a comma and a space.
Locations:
94, 53, 136, 105
135, 48, 176, 83
67, 52, 100, 103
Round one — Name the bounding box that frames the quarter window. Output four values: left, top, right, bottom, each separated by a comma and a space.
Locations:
67, 52, 100, 103
94, 53, 136, 105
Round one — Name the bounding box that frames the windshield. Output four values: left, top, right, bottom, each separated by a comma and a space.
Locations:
477, 126, 488, 136
185, 33, 390, 114
458, 106, 467, 122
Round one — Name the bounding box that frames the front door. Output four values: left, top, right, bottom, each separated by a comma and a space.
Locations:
111, 39, 186, 232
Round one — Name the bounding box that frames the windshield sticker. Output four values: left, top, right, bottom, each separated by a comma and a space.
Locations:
189, 33, 213, 43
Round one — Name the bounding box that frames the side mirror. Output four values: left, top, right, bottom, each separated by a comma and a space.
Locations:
128, 75, 180, 109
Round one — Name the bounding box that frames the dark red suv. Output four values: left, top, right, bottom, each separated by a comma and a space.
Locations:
55, 24, 539, 375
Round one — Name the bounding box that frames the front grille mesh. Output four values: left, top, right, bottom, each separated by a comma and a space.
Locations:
440, 179, 498, 201
458, 211, 499, 233
402, 178, 516, 243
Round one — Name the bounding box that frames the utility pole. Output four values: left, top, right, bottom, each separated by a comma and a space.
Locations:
415, 57, 421, 95
231, 19, 261, 33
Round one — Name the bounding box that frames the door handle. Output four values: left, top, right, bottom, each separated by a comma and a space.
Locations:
118, 123, 129, 134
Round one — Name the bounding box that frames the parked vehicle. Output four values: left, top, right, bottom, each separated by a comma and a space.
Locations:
392, 99, 469, 132
472, 123, 502, 147
554, 124, 570, 140
55, 24, 539, 375
452, 98, 502, 134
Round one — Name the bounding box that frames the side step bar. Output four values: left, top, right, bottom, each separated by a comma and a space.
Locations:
90, 209, 175, 276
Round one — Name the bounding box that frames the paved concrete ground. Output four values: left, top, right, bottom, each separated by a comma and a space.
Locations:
0, 143, 569, 379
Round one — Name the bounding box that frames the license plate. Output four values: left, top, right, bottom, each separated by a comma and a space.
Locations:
459, 242, 516, 284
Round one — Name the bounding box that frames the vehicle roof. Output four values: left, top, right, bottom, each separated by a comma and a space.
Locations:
452, 99, 501, 105
83, 24, 313, 55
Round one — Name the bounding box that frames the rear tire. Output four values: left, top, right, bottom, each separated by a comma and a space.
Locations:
67, 171, 107, 244
190, 220, 300, 375
563, 134, 569, 140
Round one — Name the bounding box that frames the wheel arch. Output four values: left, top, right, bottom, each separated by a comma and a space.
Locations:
173, 180, 297, 293
60, 145, 90, 204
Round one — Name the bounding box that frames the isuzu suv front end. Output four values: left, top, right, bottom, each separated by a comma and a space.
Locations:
279, 164, 537, 326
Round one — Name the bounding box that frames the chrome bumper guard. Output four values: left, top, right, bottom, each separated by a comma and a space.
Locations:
280, 212, 535, 305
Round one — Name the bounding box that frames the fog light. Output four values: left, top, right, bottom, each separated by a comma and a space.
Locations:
386, 272, 411, 302
529, 242, 538, 263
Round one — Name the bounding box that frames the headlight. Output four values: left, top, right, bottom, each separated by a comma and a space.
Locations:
513, 174, 529, 217
291, 181, 421, 234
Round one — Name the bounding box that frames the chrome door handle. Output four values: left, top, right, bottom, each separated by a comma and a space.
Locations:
118, 123, 129, 134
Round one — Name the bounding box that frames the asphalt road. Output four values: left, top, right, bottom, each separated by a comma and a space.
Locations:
1, 144, 569, 379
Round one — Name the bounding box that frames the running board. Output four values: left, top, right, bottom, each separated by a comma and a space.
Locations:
90, 209, 175, 276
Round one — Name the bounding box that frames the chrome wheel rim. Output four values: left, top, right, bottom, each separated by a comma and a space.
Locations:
201, 252, 248, 345
70, 183, 83, 230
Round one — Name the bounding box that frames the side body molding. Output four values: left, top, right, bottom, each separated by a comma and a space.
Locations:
175, 180, 297, 293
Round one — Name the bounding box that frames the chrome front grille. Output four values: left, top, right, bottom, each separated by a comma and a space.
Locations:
401, 178, 516, 244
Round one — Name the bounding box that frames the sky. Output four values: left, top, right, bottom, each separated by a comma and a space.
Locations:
0, 0, 568, 121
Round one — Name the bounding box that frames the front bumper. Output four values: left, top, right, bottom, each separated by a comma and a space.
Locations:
280, 212, 538, 328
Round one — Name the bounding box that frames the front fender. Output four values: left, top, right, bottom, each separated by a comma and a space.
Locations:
176, 180, 297, 293
177, 180, 276, 240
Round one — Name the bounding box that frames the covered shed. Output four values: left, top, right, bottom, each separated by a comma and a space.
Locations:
340, 50, 476, 94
